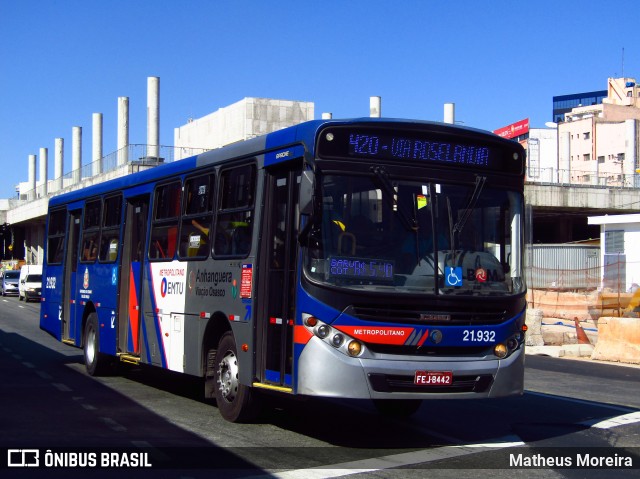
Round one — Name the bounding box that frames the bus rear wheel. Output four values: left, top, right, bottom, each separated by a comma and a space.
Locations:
373, 399, 422, 417
84, 313, 111, 376
213, 331, 260, 422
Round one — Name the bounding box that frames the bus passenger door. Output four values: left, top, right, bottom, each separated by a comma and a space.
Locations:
258, 164, 301, 388
117, 196, 149, 357
62, 211, 81, 343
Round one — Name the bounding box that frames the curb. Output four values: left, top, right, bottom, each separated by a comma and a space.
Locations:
526, 344, 595, 358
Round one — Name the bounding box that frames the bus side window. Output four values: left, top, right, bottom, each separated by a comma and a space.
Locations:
82, 234, 99, 261
178, 173, 215, 259
231, 219, 252, 255
47, 209, 67, 265
214, 164, 256, 258
99, 194, 122, 263
149, 181, 181, 261
80, 199, 102, 263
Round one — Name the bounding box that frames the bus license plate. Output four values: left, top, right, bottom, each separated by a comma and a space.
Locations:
414, 370, 453, 386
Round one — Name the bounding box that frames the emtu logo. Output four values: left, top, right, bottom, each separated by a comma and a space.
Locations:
160, 277, 184, 297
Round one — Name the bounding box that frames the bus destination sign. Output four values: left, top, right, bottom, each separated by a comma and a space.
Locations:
317, 126, 523, 174
349, 133, 490, 166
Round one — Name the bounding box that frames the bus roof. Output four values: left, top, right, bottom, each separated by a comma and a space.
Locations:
48, 118, 512, 208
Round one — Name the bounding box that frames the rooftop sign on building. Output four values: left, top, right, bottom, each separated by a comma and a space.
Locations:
493, 118, 529, 140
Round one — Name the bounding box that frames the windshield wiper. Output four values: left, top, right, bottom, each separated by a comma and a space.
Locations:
447, 175, 486, 264
370, 166, 416, 231
370, 166, 422, 265
453, 175, 486, 235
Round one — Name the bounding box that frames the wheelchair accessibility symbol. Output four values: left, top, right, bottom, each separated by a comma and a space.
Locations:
445, 267, 463, 287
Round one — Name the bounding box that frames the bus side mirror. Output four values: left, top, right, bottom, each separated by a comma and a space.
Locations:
299, 170, 315, 216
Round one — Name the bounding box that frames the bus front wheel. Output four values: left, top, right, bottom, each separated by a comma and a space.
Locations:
213, 331, 260, 422
84, 313, 110, 376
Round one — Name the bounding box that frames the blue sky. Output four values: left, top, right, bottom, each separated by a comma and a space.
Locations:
1, 0, 638, 198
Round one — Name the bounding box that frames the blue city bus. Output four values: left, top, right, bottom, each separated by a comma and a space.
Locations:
40, 118, 527, 422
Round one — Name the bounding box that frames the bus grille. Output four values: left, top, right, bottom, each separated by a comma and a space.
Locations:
368, 373, 493, 394
347, 304, 506, 325
366, 345, 491, 357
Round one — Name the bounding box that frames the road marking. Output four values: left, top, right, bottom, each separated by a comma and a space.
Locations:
131, 441, 153, 447
100, 417, 127, 432
36, 371, 53, 380
22, 361, 35, 368
264, 437, 524, 479
71, 396, 97, 411
582, 411, 640, 429
12, 353, 22, 360
52, 383, 72, 392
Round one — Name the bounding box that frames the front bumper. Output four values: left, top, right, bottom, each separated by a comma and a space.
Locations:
296, 336, 524, 400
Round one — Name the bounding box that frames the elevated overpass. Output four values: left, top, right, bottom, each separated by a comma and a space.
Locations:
2, 154, 640, 264
525, 182, 640, 243
1, 145, 206, 265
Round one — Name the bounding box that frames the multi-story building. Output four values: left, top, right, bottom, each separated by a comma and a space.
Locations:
497, 78, 640, 187
558, 78, 640, 187
552, 90, 607, 124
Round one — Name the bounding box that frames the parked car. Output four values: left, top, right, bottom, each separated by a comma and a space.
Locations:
2, 270, 20, 296
19, 274, 42, 302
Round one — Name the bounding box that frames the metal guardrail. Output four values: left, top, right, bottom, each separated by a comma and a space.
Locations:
526, 167, 640, 189
12, 144, 209, 205
10, 149, 640, 205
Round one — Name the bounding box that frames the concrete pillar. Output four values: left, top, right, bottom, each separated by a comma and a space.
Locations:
92, 113, 103, 176
72, 126, 82, 184
369, 96, 381, 118
625, 119, 636, 185
444, 103, 455, 124
28, 154, 36, 200
525, 309, 544, 346
147, 76, 160, 159
39, 147, 48, 197
117, 96, 129, 165
55, 138, 63, 192
322, 113, 333, 119
559, 131, 571, 184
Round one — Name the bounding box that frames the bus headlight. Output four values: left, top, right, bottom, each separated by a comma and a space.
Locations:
301, 313, 368, 358
317, 324, 331, 339
347, 340, 363, 357
494, 343, 508, 359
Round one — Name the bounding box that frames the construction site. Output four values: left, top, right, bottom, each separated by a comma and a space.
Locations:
525, 252, 640, 365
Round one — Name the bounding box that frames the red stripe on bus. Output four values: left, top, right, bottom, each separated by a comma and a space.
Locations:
293, 325, 313, 345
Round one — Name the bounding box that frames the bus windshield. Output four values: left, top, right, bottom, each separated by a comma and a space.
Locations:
304, 172, 524, 296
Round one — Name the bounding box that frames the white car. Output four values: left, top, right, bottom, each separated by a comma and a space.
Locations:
19, 271, 43, 302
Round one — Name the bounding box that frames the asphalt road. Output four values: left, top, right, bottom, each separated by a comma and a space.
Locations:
1, 295, 639, 478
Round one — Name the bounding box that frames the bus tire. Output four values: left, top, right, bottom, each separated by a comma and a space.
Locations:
84, 313, 110, 376
213, 331, 260, 422
373, 399, 422, 417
